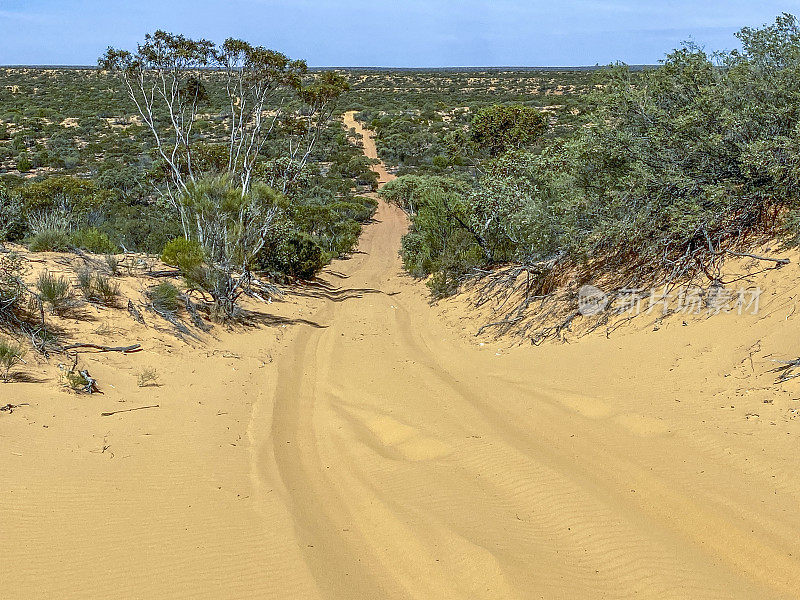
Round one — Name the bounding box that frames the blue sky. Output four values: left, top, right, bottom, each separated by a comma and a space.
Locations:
1, 1, 798, 66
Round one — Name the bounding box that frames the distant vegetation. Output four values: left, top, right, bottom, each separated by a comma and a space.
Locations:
351, 69, 593, 173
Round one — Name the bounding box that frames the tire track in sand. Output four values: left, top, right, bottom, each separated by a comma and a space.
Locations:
248, 112, 800, 599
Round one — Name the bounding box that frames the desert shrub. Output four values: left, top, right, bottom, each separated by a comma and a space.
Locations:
70, 227, 118, 254
470, 104, 549, 156
160, 237, 205, 274
19, 176, 107, 216
16, 155, 31, 173
427, 271, 461, 299
101, 201, 183, 253
91, 273, 120, 306
398, 187, 487, 280
148, 281, 180, 313
28, 230, 72, 252
432, 155, 449, 169
380, 174, 472, 212
0, 187, 25, 242
76, 267, 92, 295
36, 271, 71, 313
0, 252, 25, 321
0, 338, 25, 382
392, 15, 800, 302
26, 207, 76, 234
76, 267, 119, 306
175, 176, 285, 318
325, 219, 363, 257
284, 195, 377, 261
259, 232, 326, 279
61, 367, 91, 392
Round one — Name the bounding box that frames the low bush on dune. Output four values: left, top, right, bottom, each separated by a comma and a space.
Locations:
70, 228, 118, 254
104, 254, 120, 276
28, 230, 72, 252
161, 237, 205, 275
0, 253, 33, 341
91, 274, 119, 305
28, 227, 118, 254
75, 267, 92, 296
148, 281, 180, 314
258, 232, 326, 280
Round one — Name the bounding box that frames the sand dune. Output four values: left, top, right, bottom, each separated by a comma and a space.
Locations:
1, 114, 800, 599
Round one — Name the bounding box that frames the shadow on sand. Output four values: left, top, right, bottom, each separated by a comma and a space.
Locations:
238, 310, 328, 329
287, 280, 396, 303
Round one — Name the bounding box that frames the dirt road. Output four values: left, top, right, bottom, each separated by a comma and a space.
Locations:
249, 114, 800, 599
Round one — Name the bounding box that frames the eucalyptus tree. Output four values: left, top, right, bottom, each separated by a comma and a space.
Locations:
100, 31, 349, 317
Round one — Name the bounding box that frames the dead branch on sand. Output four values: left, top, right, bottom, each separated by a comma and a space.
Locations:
101, 405, 159, 417
61, 343, 142, 353
771, 358, 800, 383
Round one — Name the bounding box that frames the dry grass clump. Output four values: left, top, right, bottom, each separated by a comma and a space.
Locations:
36, 271, 71, 314
136, 367, 160, 388
76, 267, 120, 306
104, 254, 120, 276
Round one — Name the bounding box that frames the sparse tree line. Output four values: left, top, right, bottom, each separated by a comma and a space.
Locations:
381, 14, 800, 341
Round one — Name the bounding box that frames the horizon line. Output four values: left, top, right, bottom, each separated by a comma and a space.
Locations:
0, 64, 659, 71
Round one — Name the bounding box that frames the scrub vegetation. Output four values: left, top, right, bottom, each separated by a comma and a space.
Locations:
376, 14, 800, 341
3, 15, 799, 340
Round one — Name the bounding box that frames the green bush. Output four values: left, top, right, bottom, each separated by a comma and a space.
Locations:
327, 220, 363, 257
0, 253, 24, 319
28, 230, 71, 252
70, 228, 118, 254
397, 186, 487, 280
259, 232, 326, 279
91, 273, 120, 306
0, 338, 25, 382
19, 175, 106, 216
390, 15, 800, 299
148, 281, 180, 313
432, 155, 449, 169
161, 237, 205, 274
379, 175, 472, 212
0, 187, 25, 242
62, 368, 92, 392
36, 271, 71, 313
76, 267, 92, 295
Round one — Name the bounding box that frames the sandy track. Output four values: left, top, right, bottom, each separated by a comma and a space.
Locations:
249, 115, 800, 599
2, 114, 800, 599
